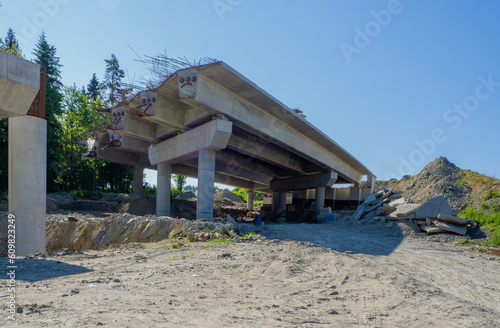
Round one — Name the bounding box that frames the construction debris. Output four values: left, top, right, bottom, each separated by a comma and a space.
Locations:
351, 189, 476, 237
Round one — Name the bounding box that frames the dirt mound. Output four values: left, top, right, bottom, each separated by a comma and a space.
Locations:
214, 188, 244, 203
176, 191, 196, 199
379, 157, 472, 211
45, 214, 238, 252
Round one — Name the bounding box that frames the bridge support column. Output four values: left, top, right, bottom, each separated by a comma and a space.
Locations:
133, 166, 144, 197
156, 162, 171, 216
350, 184, 362, 207
277, 191, 287, 217
197, 149, 216, 220
314, 186, 326, 222
272, 192, 279, 214
247, 190, 254, 210
9, 116, 46, 256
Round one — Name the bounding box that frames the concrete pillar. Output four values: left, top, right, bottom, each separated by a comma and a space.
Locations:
133, 166, 144, 197
314, 186, 326, 221
247, 190, 254, 211
9, 116, 46, 256
156, 162, 171, 216
197, 149, 216, 220
350, 184, 362, 206
272, 192, 279, 214
277, 191, 287, 216
367, 175, 376, 194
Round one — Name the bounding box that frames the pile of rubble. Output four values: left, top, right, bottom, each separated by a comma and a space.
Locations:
353, 188, 476, 236
351, 188, 404, 223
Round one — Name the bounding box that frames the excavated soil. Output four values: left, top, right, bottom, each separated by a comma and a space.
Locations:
378, 157, 473, 211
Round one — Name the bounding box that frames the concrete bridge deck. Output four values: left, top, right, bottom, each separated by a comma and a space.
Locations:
94, 61, 375, 220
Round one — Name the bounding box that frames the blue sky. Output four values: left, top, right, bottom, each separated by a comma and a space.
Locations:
1, 0, 499, 187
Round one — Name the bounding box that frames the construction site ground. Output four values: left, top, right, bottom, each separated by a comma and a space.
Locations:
1, 219, 499, 327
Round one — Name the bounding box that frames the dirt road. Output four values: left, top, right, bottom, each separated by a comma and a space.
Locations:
1, 222, 499, 327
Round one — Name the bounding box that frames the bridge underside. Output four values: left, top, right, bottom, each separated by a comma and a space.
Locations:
92, 61, 375, 221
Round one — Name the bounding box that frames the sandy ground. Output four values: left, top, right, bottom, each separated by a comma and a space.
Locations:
1, 222, 499, 327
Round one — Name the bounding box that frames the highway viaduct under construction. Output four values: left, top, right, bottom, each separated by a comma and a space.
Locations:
93, 61, 376, 221
1, 53, 375, 255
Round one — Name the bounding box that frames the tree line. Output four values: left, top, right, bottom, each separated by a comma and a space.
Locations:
0, 28, 136, 195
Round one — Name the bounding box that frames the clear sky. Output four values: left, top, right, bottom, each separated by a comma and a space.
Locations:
1, 0, 499, 187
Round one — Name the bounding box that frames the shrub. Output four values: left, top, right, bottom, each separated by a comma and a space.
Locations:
483, 190, 500, 201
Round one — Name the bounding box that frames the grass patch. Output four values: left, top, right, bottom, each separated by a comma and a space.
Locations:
460, 206, 500, 246
240, 232, 258, 238
169, 227, 184, 239
208, 237, 232, 245
483, 190, 500, 201
170, 243, 179, 249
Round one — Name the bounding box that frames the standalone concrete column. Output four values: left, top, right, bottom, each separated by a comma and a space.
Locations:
272, 192, 279, 214
197, 149, 216, 220
9, 116, 46, 256
277, 191, 287, 216
156, 162, 172, 216
133, 166, 144, 197
314, 186, 326, 221
247, 190, 254, 210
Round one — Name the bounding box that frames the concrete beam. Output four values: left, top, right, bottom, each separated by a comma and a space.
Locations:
155, 123, 178, 140
171, 163, 266, 190
184, 157, 271, 186
100, 132, 151, 154
216, 149, 287, 178
9, 116, 46, 255
98, 147, 154, 170
270, 171, 338, 192
149, 119, 232, 165
121, 114, 158, 143
191, 75, 364, 184
0, 51, 40, 118
227, 131, 308, 174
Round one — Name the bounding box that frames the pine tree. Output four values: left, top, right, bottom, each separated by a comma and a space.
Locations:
32, 32, 64, 192
87, 73, 102, 101
0, 28, 23, 57
104, 54, 125, 105
4, 28, 19, 49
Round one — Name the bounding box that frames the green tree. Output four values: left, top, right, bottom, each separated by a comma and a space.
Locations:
232, 188, 264, 203
104, 54, 125, 105
172, 174, 187, 197
87, 73, 102, 101
4, 28, 19, 50
0, 28, 23, 57
32, 32, 64, 192
57, 85, 111, 191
